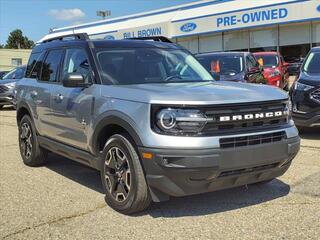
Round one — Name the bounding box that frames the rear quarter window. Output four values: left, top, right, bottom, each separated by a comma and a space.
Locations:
26, 52, 42, 79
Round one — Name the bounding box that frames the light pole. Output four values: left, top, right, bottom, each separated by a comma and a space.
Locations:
96, 10, 112, 20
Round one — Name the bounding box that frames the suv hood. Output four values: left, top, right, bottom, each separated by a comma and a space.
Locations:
103, 81, 288, 105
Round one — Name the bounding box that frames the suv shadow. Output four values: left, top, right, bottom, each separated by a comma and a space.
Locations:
46, 153, 290, 217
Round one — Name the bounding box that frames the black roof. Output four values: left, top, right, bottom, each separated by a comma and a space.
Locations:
196, 51, 250, 57
33, 39, 182, 53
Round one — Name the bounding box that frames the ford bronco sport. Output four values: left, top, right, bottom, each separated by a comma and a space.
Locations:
16, 33, 300, 214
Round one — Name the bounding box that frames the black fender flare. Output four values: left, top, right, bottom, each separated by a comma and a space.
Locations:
16, 101, 33, 123
90, 111, 143, 156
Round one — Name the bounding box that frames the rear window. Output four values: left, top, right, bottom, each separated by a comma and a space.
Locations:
255, 54, 279, 68
303, 52, 320, 74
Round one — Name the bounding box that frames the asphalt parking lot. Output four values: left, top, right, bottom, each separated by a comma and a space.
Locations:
0, 107, 319, 240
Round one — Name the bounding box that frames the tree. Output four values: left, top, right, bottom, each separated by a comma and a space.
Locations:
0, 44, 3, 49
5, 29, 35, 49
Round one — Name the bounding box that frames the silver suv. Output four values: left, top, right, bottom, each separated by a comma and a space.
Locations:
16, 34, 300, 214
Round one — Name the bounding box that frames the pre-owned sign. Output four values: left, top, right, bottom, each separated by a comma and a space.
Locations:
172, 0, 320, 37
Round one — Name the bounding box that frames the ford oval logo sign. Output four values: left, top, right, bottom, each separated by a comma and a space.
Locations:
317, 4, 320, 12
104, 35, 115, 40
180, 22, 197, 32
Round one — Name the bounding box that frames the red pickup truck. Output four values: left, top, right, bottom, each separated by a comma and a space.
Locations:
253, 52, 289, 90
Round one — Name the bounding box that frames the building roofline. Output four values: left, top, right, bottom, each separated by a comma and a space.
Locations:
50, 0, 233, 34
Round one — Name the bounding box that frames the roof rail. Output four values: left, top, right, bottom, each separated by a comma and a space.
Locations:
42, 33, 89, 43
126, 36, 173, 43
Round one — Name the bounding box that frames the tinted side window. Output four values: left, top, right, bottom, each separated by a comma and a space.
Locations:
63, 48, 92, 83
26, 53, 40, 78
247, 55, 259, 69
40, 49, 63, 82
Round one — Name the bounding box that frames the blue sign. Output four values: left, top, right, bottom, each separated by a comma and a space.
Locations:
217, 8, 288, 28
104, 35, 115, 40
317, 4, 320, 12
180, 22, 197, 32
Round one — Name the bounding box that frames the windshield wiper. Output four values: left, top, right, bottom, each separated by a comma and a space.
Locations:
165, 75, 183, 81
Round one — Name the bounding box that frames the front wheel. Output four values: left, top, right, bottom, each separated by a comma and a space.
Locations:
100, 134, 151, 214
18, 115, 48, 166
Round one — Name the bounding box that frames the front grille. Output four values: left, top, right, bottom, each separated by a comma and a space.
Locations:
0, 85, 9, 93
201, 100, 288, 135
218, 163, 279, 178
310, 88, 320, 103
220, 131, 286, 149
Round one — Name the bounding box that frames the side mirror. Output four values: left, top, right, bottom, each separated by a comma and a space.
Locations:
62, 73, 88, 88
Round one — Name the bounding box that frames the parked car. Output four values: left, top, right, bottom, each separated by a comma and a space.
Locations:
0, 65, 26, 110
16, 33, 300, 214
0, 71, 9, 80
290, 47, 320, 128
253, 52, 289, 90
287, 57, 304, 76
196, 52, 267, 84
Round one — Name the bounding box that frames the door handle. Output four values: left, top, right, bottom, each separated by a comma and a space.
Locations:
54, 93, 64, 102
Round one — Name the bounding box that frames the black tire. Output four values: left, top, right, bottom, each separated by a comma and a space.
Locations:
0, 105, 3, 110
100, 133, 151, 214
18, 115, 47, 167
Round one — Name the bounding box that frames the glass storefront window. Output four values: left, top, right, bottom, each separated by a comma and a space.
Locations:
176, 36, 199, 54
279, 22, 311, 62
199, 33, 223, 53
312, 21, 320, 46
250, 27, 277, 52
224, 30, 249, 51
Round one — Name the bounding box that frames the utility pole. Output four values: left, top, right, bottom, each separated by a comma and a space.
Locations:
96, 10, 112, 20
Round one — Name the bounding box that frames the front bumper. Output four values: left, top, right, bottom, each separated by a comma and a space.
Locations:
140, 136, 300, 201
0, 94, 15, 106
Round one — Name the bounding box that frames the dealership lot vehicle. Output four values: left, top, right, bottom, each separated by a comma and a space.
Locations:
0, 65, 26, 110
290, 47, 320, 128
0, 110, 319, 239
196, 52, 267, 84
16, 33, 299, 214
0, 71, 9, 80
253, 52, 289, 90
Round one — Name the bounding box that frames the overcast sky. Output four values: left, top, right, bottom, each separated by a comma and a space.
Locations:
0, 0, 197, 44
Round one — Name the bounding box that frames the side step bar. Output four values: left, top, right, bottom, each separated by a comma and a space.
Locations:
38, 136, 100, 169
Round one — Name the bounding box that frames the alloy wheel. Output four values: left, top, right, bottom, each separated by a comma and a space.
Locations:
20, 122, 33, 159
104, 147, 131, 202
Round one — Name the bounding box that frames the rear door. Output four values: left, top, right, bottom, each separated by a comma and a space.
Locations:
25, 49, 64, 137
49, 47, 96, 150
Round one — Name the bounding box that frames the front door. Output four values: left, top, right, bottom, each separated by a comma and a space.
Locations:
49, 47, 96, 150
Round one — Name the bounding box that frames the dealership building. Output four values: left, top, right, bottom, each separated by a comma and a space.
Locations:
44, 0, 320, 62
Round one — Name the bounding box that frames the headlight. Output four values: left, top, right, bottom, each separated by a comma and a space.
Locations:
270, 69, 281, 78
4, 82, 16, 89
294, 82, 313, 91
154, 108, 209, 135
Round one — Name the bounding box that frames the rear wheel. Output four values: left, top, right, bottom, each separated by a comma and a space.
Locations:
100, 134, 151, 214
18, 115, 47, 166
0, 105, 3, 110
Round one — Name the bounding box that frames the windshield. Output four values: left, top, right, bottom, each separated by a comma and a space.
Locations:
197, 55, 244, 76
303, 52, 320, 74
255, 55, 279, 68
96, 48, 213, 85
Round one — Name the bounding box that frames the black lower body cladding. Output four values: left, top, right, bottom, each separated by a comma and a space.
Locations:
139, 136, 300, 202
